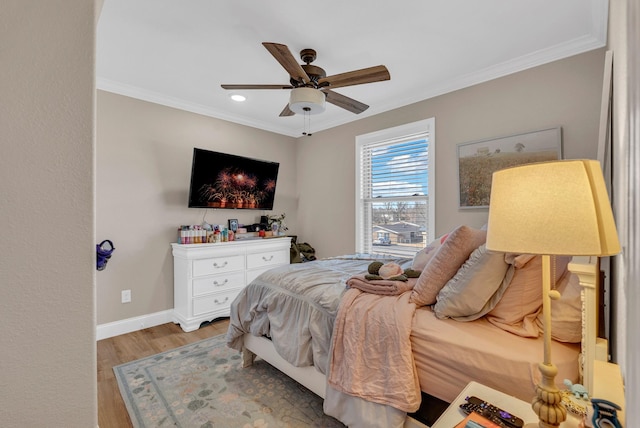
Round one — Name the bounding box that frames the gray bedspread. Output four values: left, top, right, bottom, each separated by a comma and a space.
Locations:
226, 255, 412, 374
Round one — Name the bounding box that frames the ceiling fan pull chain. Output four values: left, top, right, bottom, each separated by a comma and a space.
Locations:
302, 107, 313, 136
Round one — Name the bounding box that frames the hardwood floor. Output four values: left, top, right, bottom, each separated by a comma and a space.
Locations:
97, 318, 230, 428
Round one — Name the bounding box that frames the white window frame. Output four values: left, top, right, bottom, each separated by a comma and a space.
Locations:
355, 118, 435, 254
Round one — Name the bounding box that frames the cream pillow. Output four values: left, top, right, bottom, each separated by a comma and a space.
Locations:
409, 225, 487, 307
536, 270, 582, 343
411, 231, 451, 271
433, 245, 509, 320
487, 254, 572, 337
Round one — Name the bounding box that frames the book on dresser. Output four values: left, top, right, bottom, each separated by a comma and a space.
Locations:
454, 413, 502, 428
171, 237, 291, 332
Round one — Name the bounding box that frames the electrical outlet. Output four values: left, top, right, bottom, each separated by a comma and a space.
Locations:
121, 289, 131, 303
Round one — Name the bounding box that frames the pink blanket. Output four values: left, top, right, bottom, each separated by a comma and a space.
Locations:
346, 275, 417, 295
327, 288, 420, 413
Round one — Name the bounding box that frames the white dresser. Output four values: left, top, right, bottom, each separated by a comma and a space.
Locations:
171, 237, 291, 332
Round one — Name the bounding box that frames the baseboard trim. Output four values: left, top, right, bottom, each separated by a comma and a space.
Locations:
96, 309, 174, 341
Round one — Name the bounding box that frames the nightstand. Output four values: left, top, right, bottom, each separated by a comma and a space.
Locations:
431, 381, 582, 428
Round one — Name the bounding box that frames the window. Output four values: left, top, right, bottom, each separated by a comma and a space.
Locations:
356, 119, 435, 257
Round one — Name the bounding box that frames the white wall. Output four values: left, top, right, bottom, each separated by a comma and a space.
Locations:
96, 92, 297, 325
609, 0, 639, 425
297, 50, 606, 258
608, 0, 629, 373
0, 1, 97, 426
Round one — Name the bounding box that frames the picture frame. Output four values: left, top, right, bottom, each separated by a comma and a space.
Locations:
228, 219, 238, 232
457, 127, 562, 209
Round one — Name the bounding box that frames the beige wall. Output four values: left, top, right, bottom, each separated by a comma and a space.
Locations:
0, 1, 97, 426
96, 92, 297, 325
298, 49, 606, 258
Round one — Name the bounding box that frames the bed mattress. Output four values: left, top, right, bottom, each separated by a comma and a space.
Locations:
410, 306, 580, 403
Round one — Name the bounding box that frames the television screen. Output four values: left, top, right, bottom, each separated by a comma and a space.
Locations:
188, 148, 280, 210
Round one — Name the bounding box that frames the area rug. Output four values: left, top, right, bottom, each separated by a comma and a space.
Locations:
114, 334, 344, 428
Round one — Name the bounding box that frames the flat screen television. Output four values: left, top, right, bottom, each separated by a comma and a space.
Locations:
188, 148, 280, 210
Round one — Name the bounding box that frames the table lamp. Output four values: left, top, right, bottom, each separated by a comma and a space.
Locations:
486, 159, 620, 428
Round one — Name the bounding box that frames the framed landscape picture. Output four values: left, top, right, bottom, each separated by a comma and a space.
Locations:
457, 127, 562, 208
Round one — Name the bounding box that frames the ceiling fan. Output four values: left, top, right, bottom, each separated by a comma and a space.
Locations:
221, 42, 390, 117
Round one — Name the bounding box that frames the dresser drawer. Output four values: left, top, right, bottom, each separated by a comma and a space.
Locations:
192, 254, 244, 277
192, 288, 241, 316
192, 271, 245, 297
246, 249, 288, 270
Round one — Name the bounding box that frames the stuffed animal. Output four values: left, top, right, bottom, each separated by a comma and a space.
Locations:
365, 261, 421, 282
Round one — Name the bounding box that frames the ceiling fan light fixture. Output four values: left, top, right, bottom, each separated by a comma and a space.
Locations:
288, 87, 325, 115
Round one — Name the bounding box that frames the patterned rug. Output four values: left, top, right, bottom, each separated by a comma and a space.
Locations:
114, 334, 344, 428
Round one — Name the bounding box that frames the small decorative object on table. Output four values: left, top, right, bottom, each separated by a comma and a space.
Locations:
268, 213, 288, 236
562, 378, 590, 417
228, 219, 238, 232
561, 392, 589, 418
590, 398, 623, 428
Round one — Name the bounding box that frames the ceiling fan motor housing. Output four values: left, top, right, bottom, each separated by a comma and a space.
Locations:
289, 87, 326, 114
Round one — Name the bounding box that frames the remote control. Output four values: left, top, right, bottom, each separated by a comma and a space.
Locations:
459, 396, 524, 428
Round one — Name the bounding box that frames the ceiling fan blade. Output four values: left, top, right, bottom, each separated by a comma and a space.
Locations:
221, 84, 293, 90
322, 89, 369, 114
262, 42, 310, 84
318, 65, 390, 89
279, 104, 295, 117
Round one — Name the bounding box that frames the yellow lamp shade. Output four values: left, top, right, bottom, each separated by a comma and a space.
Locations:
486, 159, 620, 256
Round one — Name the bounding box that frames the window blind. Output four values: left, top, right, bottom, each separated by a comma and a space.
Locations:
356, 126, 432, 257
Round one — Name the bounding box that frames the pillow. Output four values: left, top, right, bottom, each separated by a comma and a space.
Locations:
412, 231, 451, 271
433, 245, 509, 320
536, 270, 582, 342
409, 225, 486, 307
487, 254, 572, 337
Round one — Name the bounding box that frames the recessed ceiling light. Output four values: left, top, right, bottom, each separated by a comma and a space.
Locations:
230, 94, 246, 102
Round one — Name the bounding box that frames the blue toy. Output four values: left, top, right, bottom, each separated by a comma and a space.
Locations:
564, 378, 589, 400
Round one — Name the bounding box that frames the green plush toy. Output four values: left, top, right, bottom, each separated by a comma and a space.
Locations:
368, 261, 384, 275
404, 268, 421, 278
364, 261, 421, 282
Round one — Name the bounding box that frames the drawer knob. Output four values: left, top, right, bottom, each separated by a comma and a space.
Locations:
262, 255, 274, 261
212, 261, 228, 268
213, 279, 228, 286
214, 297, 230, 305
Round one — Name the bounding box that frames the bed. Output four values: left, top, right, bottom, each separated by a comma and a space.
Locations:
226, 225, 600, 427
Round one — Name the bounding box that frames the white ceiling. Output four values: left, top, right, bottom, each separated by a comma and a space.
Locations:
96, 0, 608, 138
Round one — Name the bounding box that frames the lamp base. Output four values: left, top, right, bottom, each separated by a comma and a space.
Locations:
531, 362, 567, 428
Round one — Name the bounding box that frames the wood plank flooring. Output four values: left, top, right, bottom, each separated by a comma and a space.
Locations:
97, 318, 230, 428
